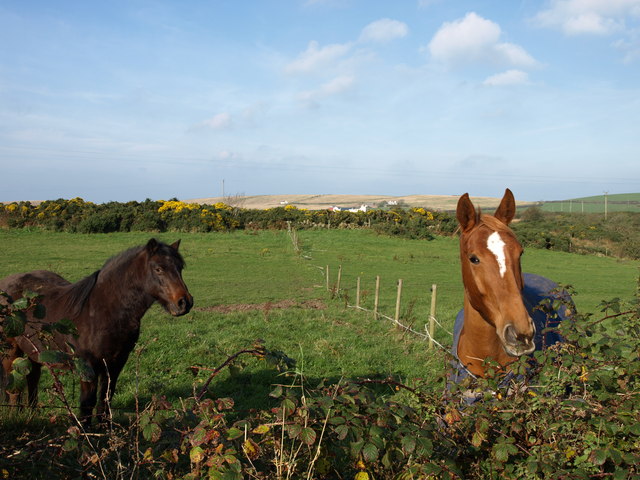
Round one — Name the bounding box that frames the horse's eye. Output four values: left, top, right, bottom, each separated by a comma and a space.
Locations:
154, 266, 164, 274
469, 255, 480, 265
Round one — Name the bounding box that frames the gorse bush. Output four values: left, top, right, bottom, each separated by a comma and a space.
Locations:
0, 199, 456, 238
2, 282, 639, 479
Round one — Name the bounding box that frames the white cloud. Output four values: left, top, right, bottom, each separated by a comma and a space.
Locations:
202, 112, 232, 130
285, 40, 352, 74
359, 18, 409, 43
534, 0, 640, 36
493, 43, 538, 68
428, 12, 538, 68
613, 37, 640, 62
483, 69, 530, 86
298, 75, 355, 106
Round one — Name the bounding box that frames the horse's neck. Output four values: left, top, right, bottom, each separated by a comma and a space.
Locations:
86, 261, 155, 325
457, 295, 513, 377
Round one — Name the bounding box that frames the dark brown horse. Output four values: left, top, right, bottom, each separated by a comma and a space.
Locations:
452, 189, 569, 379
0, 239, 193, 424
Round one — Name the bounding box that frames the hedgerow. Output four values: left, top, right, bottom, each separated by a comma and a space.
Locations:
1, 199, 638, 259
2, 282, 638, 479
0, 199, 456, 237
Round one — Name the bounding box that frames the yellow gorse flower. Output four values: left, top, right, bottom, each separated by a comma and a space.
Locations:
158, 200, 199, 213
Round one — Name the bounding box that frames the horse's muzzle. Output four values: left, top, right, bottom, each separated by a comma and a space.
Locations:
502, 322, 535, 357
169, 294, 193, 316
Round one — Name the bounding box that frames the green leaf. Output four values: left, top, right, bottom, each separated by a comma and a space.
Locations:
252, 424, 270, 435
191, 426, 208, 446
12, 357, 32, 376
39, 350, 71, 365
415, 437, 433, 456
401, 435, 416, 454
12, 298, 29, 310
471, 431, 486, 448
143, 422, 162, 443
287, 423, 302, 439
299, 427, 317, 446
281, 398, 296, 417
329, 415, 346, 425
6, 371, 26, 394
189, 445, 205, 464
269, 385, 283, 398
215, 397, 234, 411
4, 313, 25, 337
362, 442, 379, 463
226, 427, 243, 441
492, 440, 517, 463
334, 424, 349, 441
62, 438, 78, 452
590, 448, 608, 466
53, 317, 76, 335
350, 439, 365, 458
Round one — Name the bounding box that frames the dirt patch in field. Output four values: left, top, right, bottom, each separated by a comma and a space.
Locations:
195, 299, 326, 314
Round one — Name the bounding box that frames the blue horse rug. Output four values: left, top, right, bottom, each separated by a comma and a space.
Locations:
450, 273, 573, 385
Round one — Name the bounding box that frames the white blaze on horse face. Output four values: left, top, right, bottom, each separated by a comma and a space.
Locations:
487, 232, 507, 277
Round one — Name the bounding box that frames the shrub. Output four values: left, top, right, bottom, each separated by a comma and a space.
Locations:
3, 283, 638, 479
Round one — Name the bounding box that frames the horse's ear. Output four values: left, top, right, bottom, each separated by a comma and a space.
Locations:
146, 238, 159, 255
456, 193, 477, 232
494, 188, 516, 225
171, 240, 181, 251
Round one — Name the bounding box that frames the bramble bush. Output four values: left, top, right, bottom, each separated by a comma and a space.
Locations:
2, 282, 638, 479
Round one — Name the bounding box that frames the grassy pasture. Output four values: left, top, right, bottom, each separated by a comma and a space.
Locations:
540, 192, 640, 213
0, 229, 637, 419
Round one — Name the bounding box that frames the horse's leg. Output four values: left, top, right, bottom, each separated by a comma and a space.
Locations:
80, 379, 98, 427
26, 362, 42, 407
96, 363, 124, 424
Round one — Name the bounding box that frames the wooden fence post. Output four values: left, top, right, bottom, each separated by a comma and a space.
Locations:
395, 279, 403, 323
374, 275, 380, 319
326, 265, 330, 291
429, 284, 437, 349
337, 265, 342, 293
356, 276, 361, 308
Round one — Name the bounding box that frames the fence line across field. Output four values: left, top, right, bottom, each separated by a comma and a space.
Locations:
323, 265, 453, 352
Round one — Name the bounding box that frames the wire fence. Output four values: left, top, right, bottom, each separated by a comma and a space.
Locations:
322, 264, 454, 355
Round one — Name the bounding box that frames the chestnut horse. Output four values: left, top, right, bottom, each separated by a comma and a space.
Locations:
0, 239, 193, 424
452, 189, 570, 380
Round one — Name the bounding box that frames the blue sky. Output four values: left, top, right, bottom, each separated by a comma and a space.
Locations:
1, 0, 639, 203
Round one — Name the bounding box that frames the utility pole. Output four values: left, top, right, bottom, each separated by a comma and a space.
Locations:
604, 191, 608, 220
222, 179, 225, 199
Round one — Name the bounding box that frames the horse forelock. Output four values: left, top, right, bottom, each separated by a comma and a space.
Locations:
154, 242, 186, 270
479, 214, 513, 234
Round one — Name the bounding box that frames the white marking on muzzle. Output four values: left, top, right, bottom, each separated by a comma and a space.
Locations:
487, 231, 506, 277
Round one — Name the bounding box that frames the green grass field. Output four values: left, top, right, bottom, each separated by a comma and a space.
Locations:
1, 229, 638, 417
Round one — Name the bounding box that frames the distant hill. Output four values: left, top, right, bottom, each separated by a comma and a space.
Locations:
538, 193, 640, 214
186, 193, 534, 212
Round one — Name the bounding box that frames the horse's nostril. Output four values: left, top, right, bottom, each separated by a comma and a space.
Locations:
176, 294, 193, 314
504, 324, 518, 344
